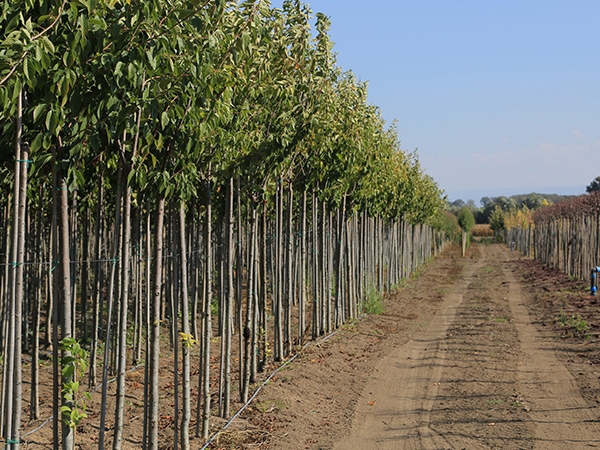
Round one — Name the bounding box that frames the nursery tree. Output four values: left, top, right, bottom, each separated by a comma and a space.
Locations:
457, 206, 475, 257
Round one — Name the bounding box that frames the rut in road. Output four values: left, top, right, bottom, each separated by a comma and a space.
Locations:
335, 244, 600, 450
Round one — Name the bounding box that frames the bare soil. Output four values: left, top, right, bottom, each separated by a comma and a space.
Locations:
18, 243, 600, 449
234, 243, 600, 449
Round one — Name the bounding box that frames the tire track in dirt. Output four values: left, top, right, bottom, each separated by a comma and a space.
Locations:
335, 244, 600, 449
334, 256, 484, 449
502, 249, 600, 449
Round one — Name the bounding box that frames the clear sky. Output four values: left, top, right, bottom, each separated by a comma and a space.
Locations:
271, 0, 600, 202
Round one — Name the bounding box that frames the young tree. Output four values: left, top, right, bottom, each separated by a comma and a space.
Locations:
457, 206, 475, 257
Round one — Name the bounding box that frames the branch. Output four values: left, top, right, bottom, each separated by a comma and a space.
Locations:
0, 0, 68, 87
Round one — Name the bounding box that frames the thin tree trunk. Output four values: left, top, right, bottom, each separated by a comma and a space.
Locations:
178, 203, 191, 449
113, 151, 135, 449
5, 89, 24, 448
148, 194, 166, 450
259, 197, 268, 371
11, 141, 28, 449
98, 162, 124, 450
199, 173, 212, 439
58, 145, 74, 450
171, 209, 180, 450
31, 184, 43, 420
142, 199, 152, 449
299, 190, 306, 344
284, 183, 293, 356
311, 191, 318, 340
236, 177, 243, 402
221, 178, 234, 417
113, 112, 141, 449
242, 202, 257, 402
3, 99, 18, 447
89, 171, 104, 387
50, 147, 60, 449
274, 182, 283, 360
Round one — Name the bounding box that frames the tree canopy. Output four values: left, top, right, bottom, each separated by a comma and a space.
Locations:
586, 176, 600, 193
0, 0, 445, 224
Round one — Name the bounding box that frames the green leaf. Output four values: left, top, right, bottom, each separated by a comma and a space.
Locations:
114, 61, 124, 77
40, 36, 55, 53
32, 104, 46, 122
23, 57, 30, 81
30, 133, 43, 153
160, 111, 169, 129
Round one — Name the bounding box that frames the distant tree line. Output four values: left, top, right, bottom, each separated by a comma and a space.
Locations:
447, 193, 574, 232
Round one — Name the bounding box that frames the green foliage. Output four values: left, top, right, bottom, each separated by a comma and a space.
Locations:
489, 205, 505, 233
447, 194, 566, 225
362, 284, 384, 315
431, 210, 460, 241
0, 0, 446, 225
586, 176, 600, 193
457, 206, 475, 233
59, 337, 91, 430
556, 313, 590, 339
179, 332, 198, 349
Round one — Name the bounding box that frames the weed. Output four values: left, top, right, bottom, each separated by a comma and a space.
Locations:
494, 317, 508, 323
341, 321, 357, 332
556, 312, 590, 338
255, 399, 286, 413
392, 279, 409, 290
362, 284, 384, 315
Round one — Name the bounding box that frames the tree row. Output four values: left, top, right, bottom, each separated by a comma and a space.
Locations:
0, 1, 447, 449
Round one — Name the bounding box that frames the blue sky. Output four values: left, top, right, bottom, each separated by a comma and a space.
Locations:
271, 0, 600, 203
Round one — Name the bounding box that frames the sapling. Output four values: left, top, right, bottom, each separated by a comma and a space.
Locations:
60, 338, 91, 431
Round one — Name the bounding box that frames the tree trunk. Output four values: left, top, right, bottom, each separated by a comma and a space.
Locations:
58, 146, 74, 450
221, 177, 234, 417
148, 194, 166, 450
98, 162, 124, 450
199, 173, 212, 439
113, 154, 134, 449
89, 172, 104, 387
284, 183, 293, 356
274, 181, 283, 361
311, 191, 318, 340
299, 190, 307, 344
179, 202, 191, 450
30, 184, 44, 420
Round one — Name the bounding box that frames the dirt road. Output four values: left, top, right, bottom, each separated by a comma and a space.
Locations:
238, 243, 600, 449
333, 244, 600, 449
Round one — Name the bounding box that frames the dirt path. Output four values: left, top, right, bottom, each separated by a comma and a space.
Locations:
235, 243, 600, 449
334, 244, 600, 449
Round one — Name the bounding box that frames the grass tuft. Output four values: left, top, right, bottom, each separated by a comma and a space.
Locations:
363, 285, 384, 315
